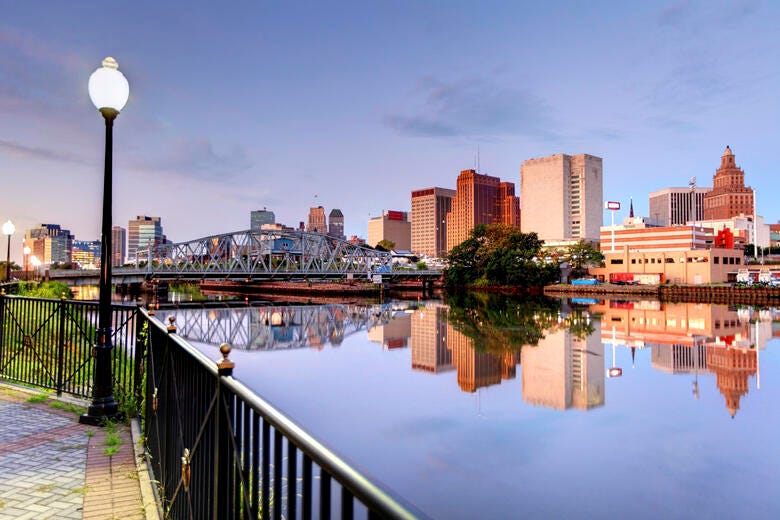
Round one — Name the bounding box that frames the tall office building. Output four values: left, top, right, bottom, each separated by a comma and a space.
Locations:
71, 240, 101, 268
24, 224, 73, 265
367, 211, 411, 250
445, 169, 520, 253
649, 187, 711, 226
702, 146, 754, 220
520, 153, 603, 243
411, 187, 455, 258
328, 209, 345, 239
111, 226, 126, 266
250, 209, 275, 231
128, 216, 164, 262
307, 206, 327, 233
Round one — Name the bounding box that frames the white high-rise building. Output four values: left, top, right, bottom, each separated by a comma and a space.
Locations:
520, 154, 603, 244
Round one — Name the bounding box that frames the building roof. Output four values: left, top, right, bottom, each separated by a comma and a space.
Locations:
329, 208, 343, 217
723, 145, 733, 156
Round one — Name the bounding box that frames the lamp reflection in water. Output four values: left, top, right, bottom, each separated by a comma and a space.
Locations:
607, 325, 622, 378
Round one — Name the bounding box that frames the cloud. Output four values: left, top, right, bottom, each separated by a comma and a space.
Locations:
0, 138, 89, 165
657, 1, 692, 26
129, 138, 253, 180
384, 77, 555, 140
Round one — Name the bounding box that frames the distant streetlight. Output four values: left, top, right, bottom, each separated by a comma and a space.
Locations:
30, 255, 41, 281
80, 57, 129, 426
23, 244, 31, 281
2, 220, 15, 281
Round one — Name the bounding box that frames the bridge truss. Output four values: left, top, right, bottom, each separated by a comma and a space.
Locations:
138, 229, 393, 280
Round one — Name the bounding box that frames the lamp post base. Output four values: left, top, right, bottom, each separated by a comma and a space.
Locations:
79, 397, 123, 426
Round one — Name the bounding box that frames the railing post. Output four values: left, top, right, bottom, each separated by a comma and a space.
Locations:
0, 291, 6, 376
56, 293, 67, 396
133, 306, 145, 413
215, 343, 235, 520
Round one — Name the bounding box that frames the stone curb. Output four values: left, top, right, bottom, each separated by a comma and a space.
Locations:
131, 418, 163, 520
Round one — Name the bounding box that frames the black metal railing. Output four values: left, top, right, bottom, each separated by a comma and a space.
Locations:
0, 294, 142, 400
142, 309, 423, 519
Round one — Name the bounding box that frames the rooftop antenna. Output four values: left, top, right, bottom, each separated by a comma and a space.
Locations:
477, 144, 481, 173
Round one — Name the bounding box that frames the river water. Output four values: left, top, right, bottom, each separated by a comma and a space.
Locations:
154, 294, 778, 519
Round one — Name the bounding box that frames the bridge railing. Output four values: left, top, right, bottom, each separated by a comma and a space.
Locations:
142, 309, 423, 519
0, 294, 142, 401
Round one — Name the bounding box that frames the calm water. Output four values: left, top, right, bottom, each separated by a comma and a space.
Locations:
158, 295, 779, 519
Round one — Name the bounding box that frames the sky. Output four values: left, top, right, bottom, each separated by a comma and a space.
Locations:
1, 1, 779, 263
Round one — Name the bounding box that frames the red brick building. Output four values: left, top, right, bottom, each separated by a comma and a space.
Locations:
445, 169, 521, 253
702, 146, 754, 220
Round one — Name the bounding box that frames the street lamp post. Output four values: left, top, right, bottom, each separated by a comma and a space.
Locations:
23, 245, 30, 281
80, 57, 129, 426
2, 220, 15, 281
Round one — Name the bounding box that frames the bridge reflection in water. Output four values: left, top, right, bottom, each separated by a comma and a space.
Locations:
158, 298, 773, 419
156, 303, 406, 351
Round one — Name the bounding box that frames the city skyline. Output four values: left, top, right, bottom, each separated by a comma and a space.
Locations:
2, 2, 779, 264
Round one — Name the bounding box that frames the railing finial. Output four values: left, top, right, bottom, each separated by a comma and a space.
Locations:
217, 343, 235, 376
167, 315, 177, 333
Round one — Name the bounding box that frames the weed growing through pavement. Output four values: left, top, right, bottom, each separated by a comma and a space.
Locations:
26, 393, 48, 403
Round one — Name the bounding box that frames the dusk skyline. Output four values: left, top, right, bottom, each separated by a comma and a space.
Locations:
2, 1, 779, 263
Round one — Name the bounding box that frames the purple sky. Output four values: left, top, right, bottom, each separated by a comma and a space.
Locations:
1, 1, 778, 263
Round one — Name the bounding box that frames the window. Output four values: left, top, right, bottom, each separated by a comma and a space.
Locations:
714, 257, 719, 264
610, 259, 624, 264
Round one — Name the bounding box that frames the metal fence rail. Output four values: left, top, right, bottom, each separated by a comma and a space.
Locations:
0, 294, 141, 400
143, 309, 423, 519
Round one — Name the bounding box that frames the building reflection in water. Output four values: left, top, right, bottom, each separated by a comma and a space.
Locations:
160, 298, 774, 418
521, 322, 604, 410
592, 300, 767, 417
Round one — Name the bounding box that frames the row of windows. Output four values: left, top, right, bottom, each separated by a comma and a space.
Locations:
613, 256, 742, 265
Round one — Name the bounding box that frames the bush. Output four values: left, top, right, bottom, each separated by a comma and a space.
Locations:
17, 281, 73, 299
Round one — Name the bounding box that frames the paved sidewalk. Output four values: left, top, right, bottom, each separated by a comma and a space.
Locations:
0, 386, 153, 519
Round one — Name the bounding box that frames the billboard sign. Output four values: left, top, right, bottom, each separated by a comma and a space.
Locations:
605, 201, 621, 210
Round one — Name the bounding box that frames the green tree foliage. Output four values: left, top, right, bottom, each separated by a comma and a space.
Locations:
375, 239, 396, 252
565, 240, 604, 270
444, 224, 559, 287
17, 281, 73, 299
445, 293, 561, 353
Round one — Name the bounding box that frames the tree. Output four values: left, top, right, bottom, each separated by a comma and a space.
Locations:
375, 239, 395, 252
444, 224, 559, 287
565, 240, 603, 271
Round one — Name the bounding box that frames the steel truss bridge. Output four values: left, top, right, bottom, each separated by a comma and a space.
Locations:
156, 302, 405, 350
136, 229, 440, 281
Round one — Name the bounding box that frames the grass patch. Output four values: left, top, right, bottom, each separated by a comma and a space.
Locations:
26, 393, 49, 404
36, 484, 56, 493
49, 400, 86, 415
70, 486, 89, 494
87, 430, 95, 438
103, 422, 122, 456
0, 499, 4, 509
104, 446, 119, 456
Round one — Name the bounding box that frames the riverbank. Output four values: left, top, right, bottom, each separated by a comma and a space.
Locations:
544, 283, 780, 305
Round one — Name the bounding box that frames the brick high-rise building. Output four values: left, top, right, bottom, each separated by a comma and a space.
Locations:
520, 153, 603, 243
111, 226, 126, 266
702, 146, 754, 220
307, 206, 327, 233
445, 169, 520, 253
410, 187, 455, 258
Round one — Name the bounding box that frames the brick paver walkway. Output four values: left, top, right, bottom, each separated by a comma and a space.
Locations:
0, 387, 153, 519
